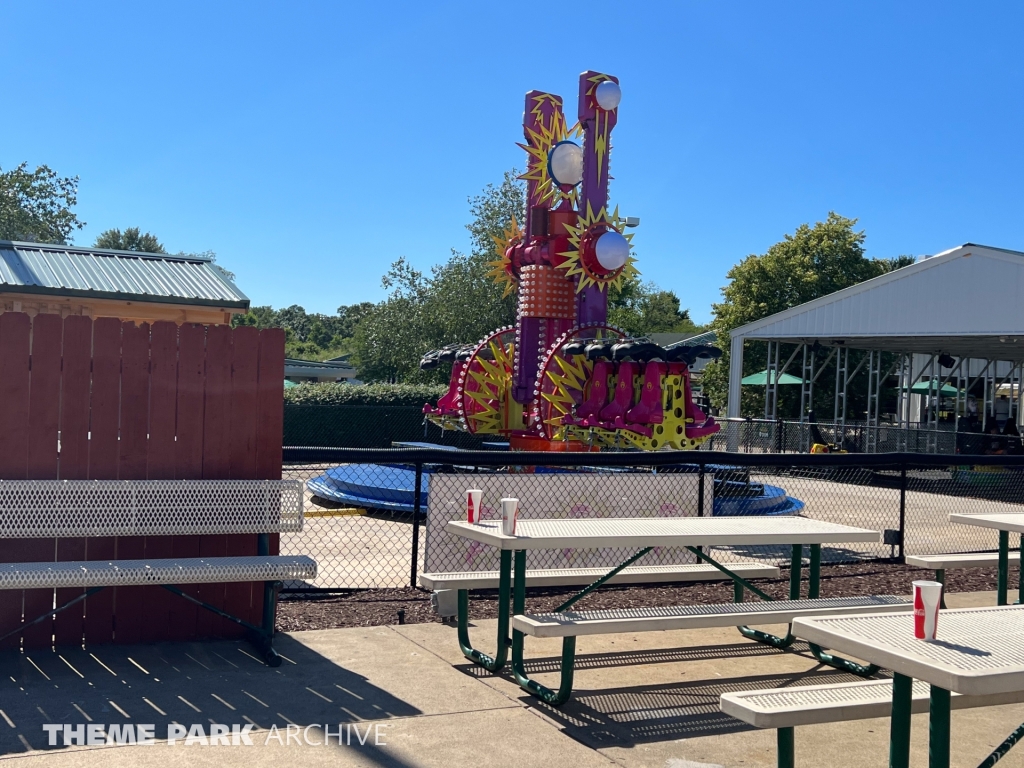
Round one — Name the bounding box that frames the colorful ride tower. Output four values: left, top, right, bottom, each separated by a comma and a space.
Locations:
422, 71, 721, 451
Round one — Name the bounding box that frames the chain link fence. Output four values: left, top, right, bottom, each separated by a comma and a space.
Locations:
280, 448, 1024, 591
697, 417, 1021, 456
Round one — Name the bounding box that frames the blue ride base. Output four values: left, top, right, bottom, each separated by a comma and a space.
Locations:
307, 464, 803, 517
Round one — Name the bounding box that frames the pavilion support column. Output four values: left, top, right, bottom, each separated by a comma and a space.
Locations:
727, 335, 744, 451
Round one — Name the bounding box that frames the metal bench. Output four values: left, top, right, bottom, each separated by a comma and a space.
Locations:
419, 562, 780, 590
721, 678, 1024, 768
0, 479, 315, 666
425, 563, 781, 653
511, 596, 911, 704
906, 552, 1019, 607
514, 596, 911, 638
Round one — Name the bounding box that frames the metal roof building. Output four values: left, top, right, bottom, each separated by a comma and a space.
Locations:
284, 358, 360, 384
726, 243, 1024, 450
0, 241, 249, 325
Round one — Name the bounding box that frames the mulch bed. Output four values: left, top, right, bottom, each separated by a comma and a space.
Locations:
277, 561, 1019, 632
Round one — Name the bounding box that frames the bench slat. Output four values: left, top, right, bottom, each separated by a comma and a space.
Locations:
721, 678, 1024, 728
906, 552, 1020, 569
514, 596, 911, 638
0, 555, 316, 589
419, 563, 780, 591
0, 480, 304, 537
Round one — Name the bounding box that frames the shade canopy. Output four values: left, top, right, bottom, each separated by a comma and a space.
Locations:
741, 370, 805, 386
910, 380, 959, 397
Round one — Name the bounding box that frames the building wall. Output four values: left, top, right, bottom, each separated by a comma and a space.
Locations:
0, 291, 243, 325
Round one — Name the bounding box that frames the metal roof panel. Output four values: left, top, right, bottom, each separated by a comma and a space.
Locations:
0, 242, 248, 308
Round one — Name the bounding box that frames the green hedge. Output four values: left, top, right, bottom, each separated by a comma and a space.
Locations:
284, 382, 446, 407
283, 405, 493, 449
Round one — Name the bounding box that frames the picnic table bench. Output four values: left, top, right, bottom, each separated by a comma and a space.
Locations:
722, 678, 1024, 768
949, 514, 1024, 605
447, 516, 910, 705
0, 479, 316, 666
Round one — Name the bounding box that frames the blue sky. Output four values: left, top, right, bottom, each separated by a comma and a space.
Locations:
2, 1, 1021, 324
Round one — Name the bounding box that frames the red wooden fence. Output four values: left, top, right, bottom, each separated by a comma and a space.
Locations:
0, 314, 285, 649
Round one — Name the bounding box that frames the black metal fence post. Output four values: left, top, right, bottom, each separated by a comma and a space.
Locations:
697, 464, 705, 518
696, 463, 705, 556
898, 465, 908, 563
411, 462, 423, 588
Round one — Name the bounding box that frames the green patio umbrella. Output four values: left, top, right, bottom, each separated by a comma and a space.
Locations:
910, 379, 959, 397
741, 370, 805, 386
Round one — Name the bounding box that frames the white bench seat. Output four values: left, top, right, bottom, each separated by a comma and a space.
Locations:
0, 479, 314, 667
419, 562, 780, 591
513, 595, 911, 638
905, 552, 1018, 569
0, 555, 317, 590
721, 678, 1024, 729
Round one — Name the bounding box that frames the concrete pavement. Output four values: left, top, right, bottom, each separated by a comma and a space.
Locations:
1, 591, 1022, 767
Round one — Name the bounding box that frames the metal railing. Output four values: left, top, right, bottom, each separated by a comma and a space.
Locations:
281, 447, 1024, 591
701, 417, 1020, 456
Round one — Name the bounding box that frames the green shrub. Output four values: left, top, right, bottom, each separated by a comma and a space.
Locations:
284, 382, 446, 407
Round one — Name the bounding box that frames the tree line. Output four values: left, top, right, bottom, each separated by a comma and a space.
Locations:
3, 160, 916, 415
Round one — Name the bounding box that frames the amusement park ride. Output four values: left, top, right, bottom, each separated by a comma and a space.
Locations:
421, 71, 722, 452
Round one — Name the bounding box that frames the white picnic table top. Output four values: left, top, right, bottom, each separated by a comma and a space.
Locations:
446, 516, 880, 551
950, 513, 1024, 534
793, 605, 1024, 696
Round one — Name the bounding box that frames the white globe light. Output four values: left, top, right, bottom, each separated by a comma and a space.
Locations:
595, 80, 621, 110
548, 141, 583, 186
594, 230, 629, 272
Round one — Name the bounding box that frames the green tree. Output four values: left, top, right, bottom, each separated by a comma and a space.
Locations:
351, 172, 524, 382
94, 227, 165, 253
702, 212, 915, 416
0, 163, 84, 244
608, 274, 701, 336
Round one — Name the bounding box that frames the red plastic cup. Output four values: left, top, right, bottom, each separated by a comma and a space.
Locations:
913, 580, 943, 640
466, 489, 482, 524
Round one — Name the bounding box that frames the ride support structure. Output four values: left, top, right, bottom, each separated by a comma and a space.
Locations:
421, 71, 721, 451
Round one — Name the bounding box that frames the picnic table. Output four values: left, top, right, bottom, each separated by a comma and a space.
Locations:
793, 605, 1024, 768
950, 514, 1024, 605
446, 516, 899, 702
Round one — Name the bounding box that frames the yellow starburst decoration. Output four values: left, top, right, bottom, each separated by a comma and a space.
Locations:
518, 95, 583, 209
462, 339, 515, 434
485, 215, 523, 298
556, 202, 639, 293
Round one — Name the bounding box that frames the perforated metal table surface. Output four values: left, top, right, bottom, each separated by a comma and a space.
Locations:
950, 513, 1024, 606
793, 606, 1024, 768
950, 513, 1024, 534
446, 516, 880, 550
793, 606, 1024, 697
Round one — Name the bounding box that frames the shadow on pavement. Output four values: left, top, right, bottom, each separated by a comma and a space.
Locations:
459, 643, 881, 748
0, 633, 421, 760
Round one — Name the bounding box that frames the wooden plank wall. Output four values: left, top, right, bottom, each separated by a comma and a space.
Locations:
0, 314, 285, 649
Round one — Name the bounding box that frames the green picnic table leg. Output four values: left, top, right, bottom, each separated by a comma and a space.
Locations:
738, 544, 801, 649
1018, 533, 1023, 606
512, 549, 576, 706
935, 569, 947, 609
889, 673, 913, 768
806, 543, 880, 677
458, 549, 511, 671
777, 726, 795, 768
929, 685, 950, 768
998, 530, 1009, 606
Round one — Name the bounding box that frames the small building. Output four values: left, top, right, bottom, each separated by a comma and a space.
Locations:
0, 241, 248, 324
284, 357, 360, 384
